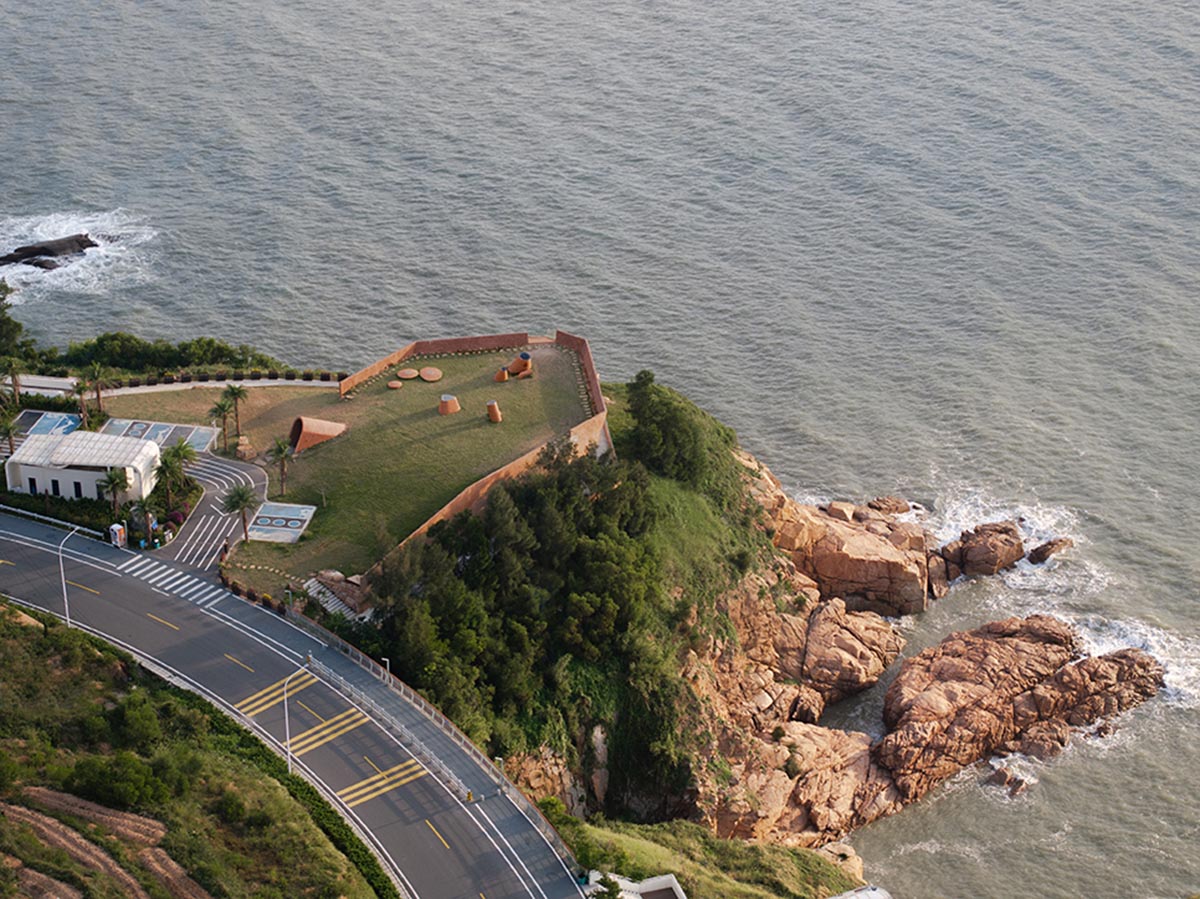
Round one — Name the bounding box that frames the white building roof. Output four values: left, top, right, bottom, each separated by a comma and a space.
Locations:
10, 431, 160, 471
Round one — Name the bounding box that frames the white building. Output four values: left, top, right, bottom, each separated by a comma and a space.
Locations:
5, 431, 160, 503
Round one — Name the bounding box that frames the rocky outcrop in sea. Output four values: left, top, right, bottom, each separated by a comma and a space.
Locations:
506, 450, 1163, 850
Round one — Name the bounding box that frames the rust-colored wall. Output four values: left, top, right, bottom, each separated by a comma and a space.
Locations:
554, 329, 606, 416
340, 341, 417, 396
412, 332, 530, 356
339, 332, 531, 397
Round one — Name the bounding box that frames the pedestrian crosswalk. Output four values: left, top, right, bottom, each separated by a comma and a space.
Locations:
116, 554, 232, 609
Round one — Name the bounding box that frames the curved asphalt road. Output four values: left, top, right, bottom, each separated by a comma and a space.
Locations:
0, 512, 585, 899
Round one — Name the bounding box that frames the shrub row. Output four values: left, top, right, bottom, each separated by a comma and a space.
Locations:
0, 489, 113, 531
121, 370, 349, 388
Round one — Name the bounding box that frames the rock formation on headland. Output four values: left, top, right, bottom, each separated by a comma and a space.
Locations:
507, 450, 1161, 849
0, 233, 97, 269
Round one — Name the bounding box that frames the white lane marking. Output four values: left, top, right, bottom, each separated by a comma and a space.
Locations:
178, 580, 210, 599
471, 803, 550, 899
146, 567, 182, 586
159, 572, 192, 591
0, 530, 124, 575
195, 587, 224, 606
172, 513, 216, 561
134, 562, 168, 580
119, 555, 150, 572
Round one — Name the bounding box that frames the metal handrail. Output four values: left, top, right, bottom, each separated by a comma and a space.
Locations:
285, 609, 581, 876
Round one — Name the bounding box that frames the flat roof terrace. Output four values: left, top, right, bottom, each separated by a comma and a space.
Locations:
103, 342, 592, 585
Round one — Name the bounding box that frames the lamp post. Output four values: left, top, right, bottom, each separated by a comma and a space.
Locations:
283, 660, 308, 775
381, 657, 390, 677
58, 526, 80, 628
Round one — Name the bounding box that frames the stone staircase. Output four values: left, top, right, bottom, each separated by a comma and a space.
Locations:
303, 577, 363, 620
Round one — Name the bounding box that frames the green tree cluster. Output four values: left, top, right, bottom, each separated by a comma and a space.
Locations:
57, 332, 283, 374
625, 370, 742, 508
352, 440, 693, 806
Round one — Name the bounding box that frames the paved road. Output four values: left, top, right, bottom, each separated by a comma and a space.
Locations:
157, 453, 267, 571
0, 513, 585, 899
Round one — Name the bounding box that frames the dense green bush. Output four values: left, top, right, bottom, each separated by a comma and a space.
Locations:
350, 440, 699, 809
625, 370, 742, 509
56, 332, 284, 375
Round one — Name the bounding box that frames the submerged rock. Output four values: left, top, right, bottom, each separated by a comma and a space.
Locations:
0, 233, 97, 268
1028, 537, 1075, 565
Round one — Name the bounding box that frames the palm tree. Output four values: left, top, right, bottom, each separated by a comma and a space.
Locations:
131, 496, 162, 543
208, 397, 234, 453
155, 455, 182, 510
157, 438, 198, 509
267, 436, 291, 497
70, 380, 91, 429
85, 361, 115, 413
221, 484, 259, 542
99, 468, 130, 520
0, 415, 18, 456
222, 384, 248, 437
0, 357, 22, 407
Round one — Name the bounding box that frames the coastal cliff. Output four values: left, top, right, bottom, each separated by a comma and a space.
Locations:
506, 447, 1163, 850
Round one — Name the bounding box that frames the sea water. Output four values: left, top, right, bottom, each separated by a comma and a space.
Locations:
3, 2, 1198, 896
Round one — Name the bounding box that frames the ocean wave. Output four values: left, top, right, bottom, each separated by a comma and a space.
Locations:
0, 209, 157, 302
1074, 615, 1200, 710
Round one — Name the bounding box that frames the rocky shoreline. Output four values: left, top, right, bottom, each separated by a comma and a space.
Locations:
508, 449, 1163, 857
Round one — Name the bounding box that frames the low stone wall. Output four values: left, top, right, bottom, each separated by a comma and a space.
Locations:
339, 332, 531, 397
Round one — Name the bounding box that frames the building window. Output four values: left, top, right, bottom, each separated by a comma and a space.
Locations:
74, 482, 83, 499
51, 479, 60, 497
27, 477, 37, 495
97, 483, 104, 500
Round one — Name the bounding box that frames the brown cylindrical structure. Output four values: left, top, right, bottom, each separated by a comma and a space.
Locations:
438, 394, 461, 415
508, 351, 532, 375
487, 400, 502, 423
494, 367, 509, 382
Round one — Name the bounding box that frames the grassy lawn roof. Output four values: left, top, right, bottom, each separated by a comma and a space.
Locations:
104, 344, 590, 587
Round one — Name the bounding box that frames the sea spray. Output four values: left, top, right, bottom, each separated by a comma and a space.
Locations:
0, 209, 157, 303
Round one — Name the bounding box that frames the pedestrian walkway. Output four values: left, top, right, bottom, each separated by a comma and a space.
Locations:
155, 454, 266, 571
115, 554, 234, 609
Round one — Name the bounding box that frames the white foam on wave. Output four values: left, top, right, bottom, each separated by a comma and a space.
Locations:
0, 209, 157, 302
1074, 615, 1200, 710
923, 479, 1082, 549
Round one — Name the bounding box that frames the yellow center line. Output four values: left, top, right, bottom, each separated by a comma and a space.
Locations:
297, 700, 325, 722
0, 559, 14, 566
65, 580, 99, 595
225, 653, 254, 673
345, 768, 426, 808
236, 670, 317, 717
364, 756, 383, 776
425, 819, 450, 850
146, 613, 179, 631
290, 709, 368, 756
